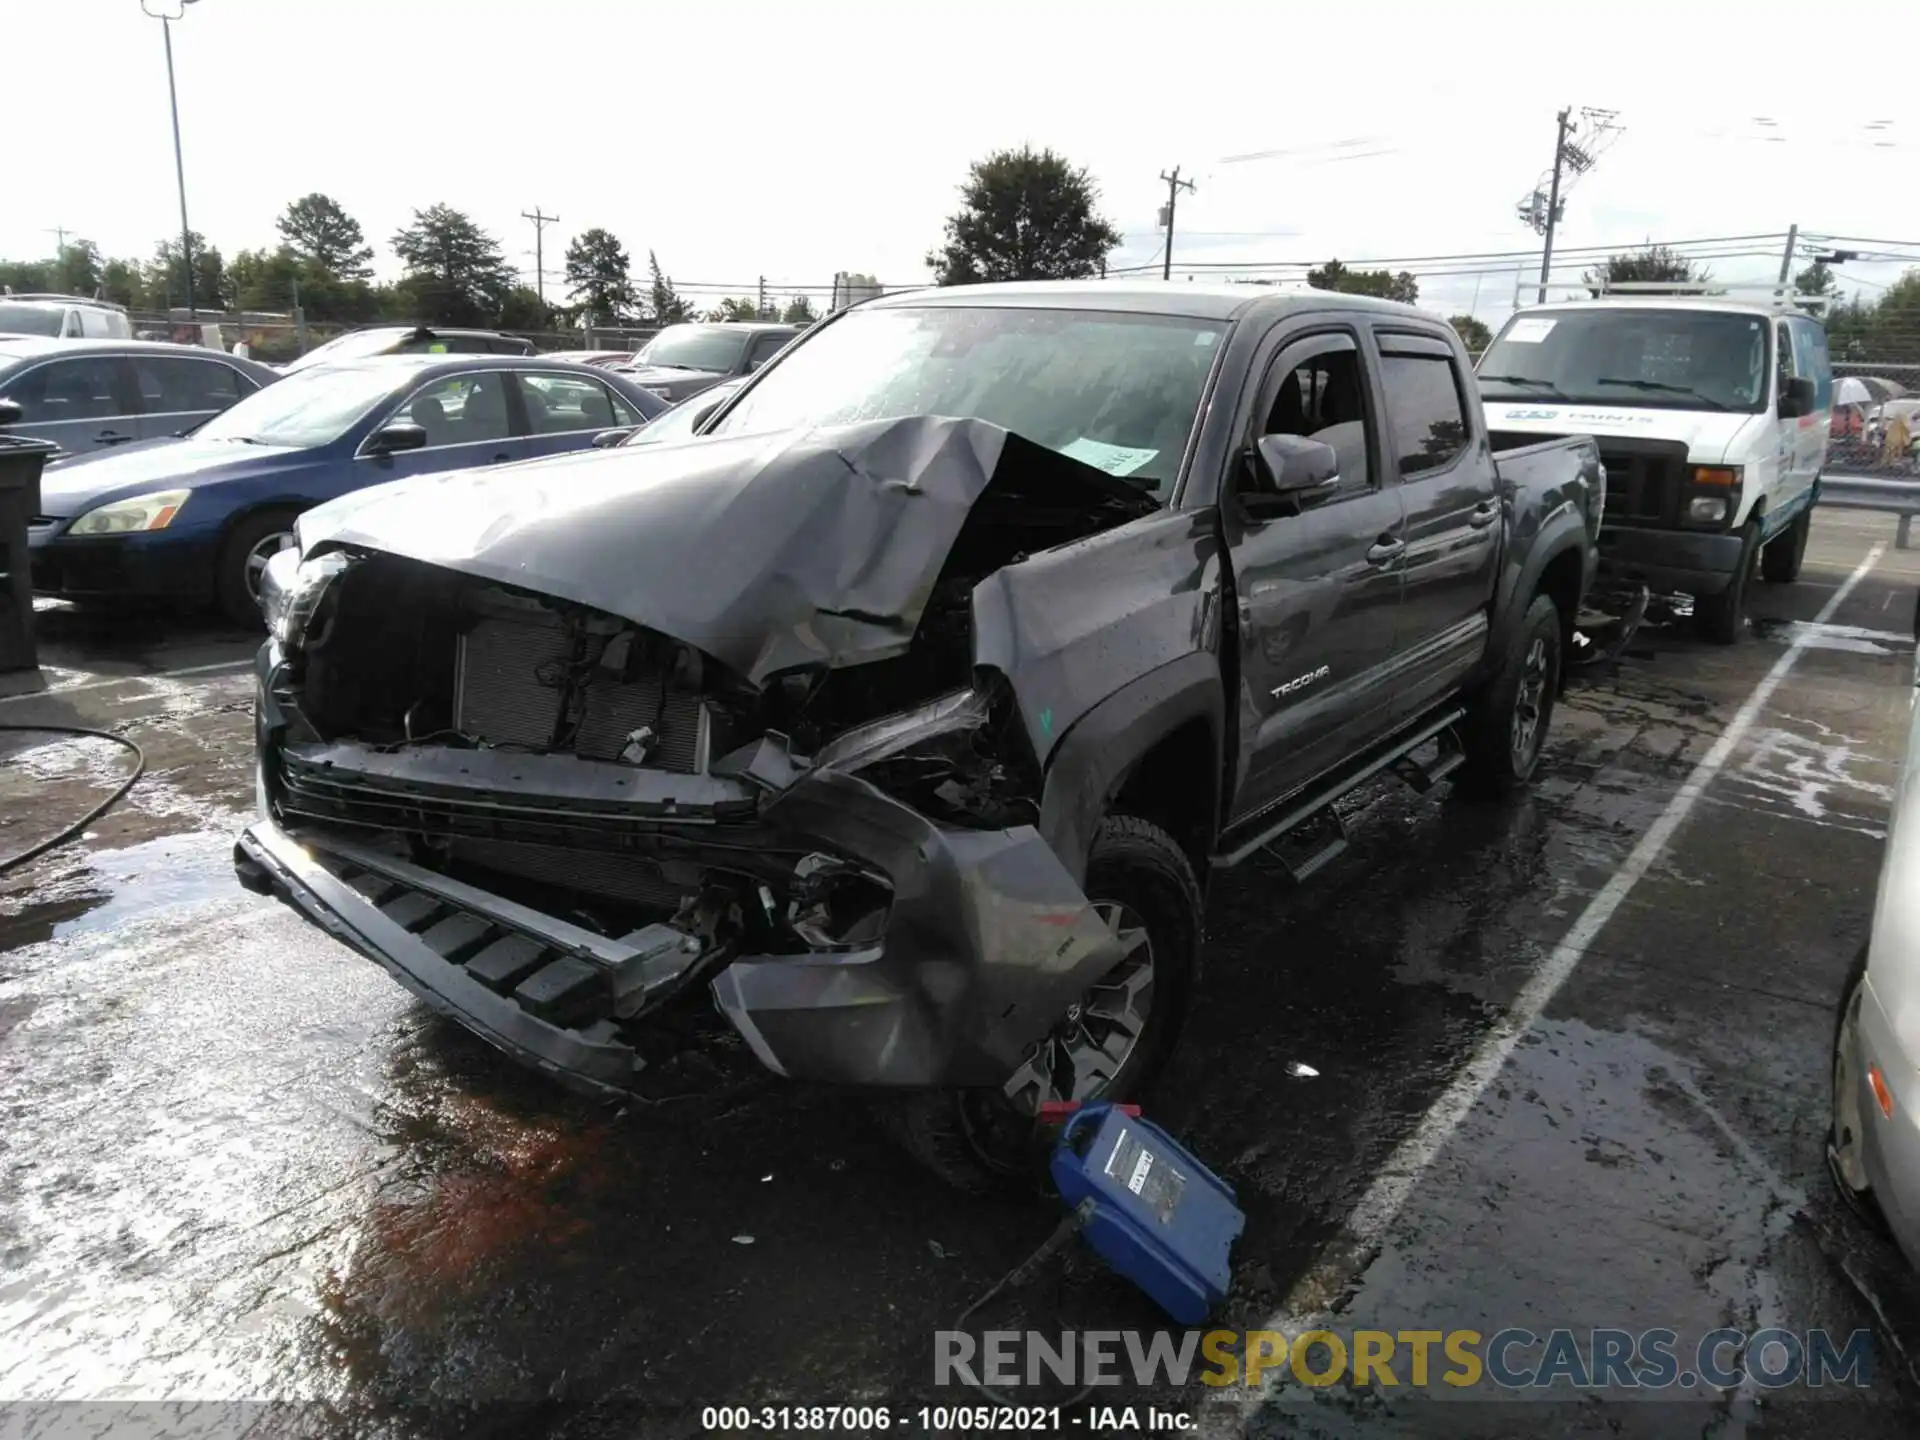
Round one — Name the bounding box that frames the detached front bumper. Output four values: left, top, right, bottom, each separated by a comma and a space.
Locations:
239, 661, 1125, 1094
1595, 524, 1746, 598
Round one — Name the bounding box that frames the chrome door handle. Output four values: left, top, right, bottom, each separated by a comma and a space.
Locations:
1468, 500, 1499, 529
1366, 537, 1405, 566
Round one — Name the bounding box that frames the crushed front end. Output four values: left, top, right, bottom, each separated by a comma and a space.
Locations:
235, 426, 1151, 1097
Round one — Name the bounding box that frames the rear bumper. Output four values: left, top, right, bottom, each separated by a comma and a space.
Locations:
238, 656, 1125, 1094
29, 529, 218, 602
1596, 524, 1745, 598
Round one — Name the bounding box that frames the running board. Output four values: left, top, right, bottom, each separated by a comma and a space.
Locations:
1212, 706, 1467, 870
1261, 807, 1349, 883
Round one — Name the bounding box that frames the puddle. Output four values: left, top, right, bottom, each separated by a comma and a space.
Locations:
1749, 618, 1915, 656
6, 831, 251, 945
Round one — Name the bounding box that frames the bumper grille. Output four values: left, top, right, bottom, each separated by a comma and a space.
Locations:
450, 837, 685, 911
1600, 449, 1684, 524
454, 611, 707, 771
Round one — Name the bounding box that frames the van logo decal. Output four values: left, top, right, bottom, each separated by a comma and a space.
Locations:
1272, 664, 1331, 699
1506, 409, 1560, 421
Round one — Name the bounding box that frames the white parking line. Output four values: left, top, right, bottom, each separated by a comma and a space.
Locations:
1237, 542, 1888, 1375
0, 657, 254, 707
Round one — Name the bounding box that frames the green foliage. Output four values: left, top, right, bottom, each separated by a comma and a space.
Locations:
1794, 260, 1837, 298
1306, 259, 1419, 304
707, 297, 759, 322
1583, 245, 1704, 293
145, 231, 225, 312
1449, 314, 1493, 351
782, 295, 818, 325
499, 286, 552, 332
563, 227, 636, 323
926, 145, 1122, 285
1827, 268, 1920, 363
276, 193, 374, 279
390, 204, 513, 326
647, 251, 695, 324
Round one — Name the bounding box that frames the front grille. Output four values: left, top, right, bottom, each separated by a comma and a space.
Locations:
450, 837, 686, 911
1599, 449, 1684, 524
454, 609, 708, 771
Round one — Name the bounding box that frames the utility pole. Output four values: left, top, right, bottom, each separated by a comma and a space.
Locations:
45, 226, 70, 256
757, 275, 767, 319
521, 208, 559, 305
1536, 107, 1573, 304
1158, 167, 1195, 281
1777, 223, 1798, 286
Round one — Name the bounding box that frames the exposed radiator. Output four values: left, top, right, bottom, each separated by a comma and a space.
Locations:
453, 607, 708, 772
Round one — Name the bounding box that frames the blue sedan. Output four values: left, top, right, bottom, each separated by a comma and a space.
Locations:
29, 354, 668, 624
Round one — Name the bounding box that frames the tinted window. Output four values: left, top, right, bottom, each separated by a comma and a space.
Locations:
637, 325, 752, 373
1380, 352, 1469, 476
519, 373, 632, 433
396, 372, 513, 446
1790, 319, 1831, 409
7, 357, 132, 422
137, 357, 246, 413
1261, 341, 1372, 496
746, 333, 790, 372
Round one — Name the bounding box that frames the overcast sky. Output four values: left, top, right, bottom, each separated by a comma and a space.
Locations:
8, 0, 1916, 327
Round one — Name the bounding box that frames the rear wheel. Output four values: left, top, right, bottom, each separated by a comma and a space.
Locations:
1830, 946, 1885, 1229
215, 509, 300, 629
875, 815, 1202, 1193
1693, 520, 1760, 645
1761, 507, 1811, 584
1458, 592, 1561, 795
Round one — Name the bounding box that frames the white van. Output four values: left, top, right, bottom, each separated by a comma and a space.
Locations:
1477, 283, 1833, 643
0, 293, 134, 341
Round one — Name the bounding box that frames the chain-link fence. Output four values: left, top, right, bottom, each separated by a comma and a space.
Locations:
1827, 360, 1919, 478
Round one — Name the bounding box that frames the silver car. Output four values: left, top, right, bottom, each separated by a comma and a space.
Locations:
1832, 601, 1920, 1266
0, 337, 279, 462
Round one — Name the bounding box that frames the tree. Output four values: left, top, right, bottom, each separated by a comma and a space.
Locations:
100, 258, 142, 309
1794, 260, 1838, 298
499, 286, 552, 332
1306, 258, 1419, 304
707, 297, 759, 322
1583, 244, 1705, 294
144, 232, 224, 312
390, 204, 512, 326
563, 227, 636, 323
52, 240, 103, 298
1449, 314, 1493, 352
646, 250, 695, 324
225, 246, 303, 312
277, 193, 373, 279
782, 295, 818, 325
925, 145, 1122, 285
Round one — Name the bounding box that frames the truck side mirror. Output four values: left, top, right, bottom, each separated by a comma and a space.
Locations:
1244, 434, 1341, 519
0, 398, 20, 427
1778, 376, 1816, 419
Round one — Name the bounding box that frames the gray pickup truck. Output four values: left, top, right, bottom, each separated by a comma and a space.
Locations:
234, 281, 1601, 1186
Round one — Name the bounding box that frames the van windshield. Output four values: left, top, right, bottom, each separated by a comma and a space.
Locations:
0, 304, 65, 338
1479, 308, 1772, 414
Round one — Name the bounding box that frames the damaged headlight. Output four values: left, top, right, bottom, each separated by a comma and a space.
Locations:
812, 685, 1038, 828
811, 688, 990, 774
259, 549, 354, 653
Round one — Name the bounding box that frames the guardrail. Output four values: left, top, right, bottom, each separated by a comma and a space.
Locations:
1819, 474, 1920, 549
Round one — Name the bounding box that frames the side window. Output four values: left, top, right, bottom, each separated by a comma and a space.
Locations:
79, 309, 112, 339
1377, 346, 1470, 477
1775, 322, 1796, 401
746, 334, 789, 372
1255, 333, 1374, 498
7, 357, 135, 422
393, 372, 513, 447
516, 373, 628, 433
1790, 319, 1830, 409
136, 357, 245, 414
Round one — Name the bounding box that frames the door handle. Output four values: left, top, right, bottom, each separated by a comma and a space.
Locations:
95, 430, 134, 446
491, 451, 512, 463
1468, 500, 1499, 529
1366, 536, 1405, 566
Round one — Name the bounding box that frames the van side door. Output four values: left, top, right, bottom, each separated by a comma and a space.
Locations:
1221, 322, 1407, 826
1787, 316, 1832, 505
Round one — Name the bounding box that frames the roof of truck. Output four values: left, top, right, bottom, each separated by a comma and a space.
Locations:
865, 278, 1429, 323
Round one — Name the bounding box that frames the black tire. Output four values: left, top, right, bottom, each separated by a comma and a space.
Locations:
1829, 944, 1887, 1231
875, 815, 1203, 1193
1761, 508, 1810, 584
1457, 591, 1562, 795
1693, 520, 1759, 645
215, 508, 301, 629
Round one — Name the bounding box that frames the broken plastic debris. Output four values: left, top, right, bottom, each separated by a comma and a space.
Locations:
928, 1239, 950, 1259
761, 1174, 773, 1183
1287, 1061, 1320, 1078
731, 1235, 755, 1245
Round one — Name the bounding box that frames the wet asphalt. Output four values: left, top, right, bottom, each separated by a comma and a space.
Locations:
3, 513, 1920, 1438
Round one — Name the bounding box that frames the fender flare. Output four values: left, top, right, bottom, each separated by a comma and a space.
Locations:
1484, 513, 1592, 676
1036, 650, 1225, 887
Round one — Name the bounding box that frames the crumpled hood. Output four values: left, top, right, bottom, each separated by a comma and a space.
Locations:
1482, 400, 1769, 467
39, 437, 305, 518
301, 415, 1156, 687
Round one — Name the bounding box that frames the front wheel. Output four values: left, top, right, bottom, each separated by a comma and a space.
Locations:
1457, 591, 1562, 795
1761, 507, 1811, 584
215, 509, 301, 629
874, 815, 1202, 1193
1694, 521, 1759, 645
1830, 946, 1885, 1229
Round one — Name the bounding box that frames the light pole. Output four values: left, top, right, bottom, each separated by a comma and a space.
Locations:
141, 0, 202, 326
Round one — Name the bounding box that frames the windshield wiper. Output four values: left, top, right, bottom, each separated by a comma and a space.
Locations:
1480, 375, 1573, 399
1592, 377, 1729, 410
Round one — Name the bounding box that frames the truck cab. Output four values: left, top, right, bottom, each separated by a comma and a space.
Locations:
1477, 282, 1833, 643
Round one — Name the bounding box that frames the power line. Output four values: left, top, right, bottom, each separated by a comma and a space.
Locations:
521, 207, 560, 305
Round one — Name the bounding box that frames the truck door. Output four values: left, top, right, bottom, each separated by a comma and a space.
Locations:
1223, 327, 1406, 825
1787, 316, 1832, 504
1374, 328, 1500, 717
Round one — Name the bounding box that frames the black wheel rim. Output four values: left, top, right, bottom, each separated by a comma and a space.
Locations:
1000, 900, 1156, 1113
1510, 634, 1552, 769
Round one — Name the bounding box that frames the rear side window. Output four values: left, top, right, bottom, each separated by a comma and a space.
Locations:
5, 357, 135, 421
746, 333, 790, 372
137, 357, 246, 413
1379, 349, 1470, 476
